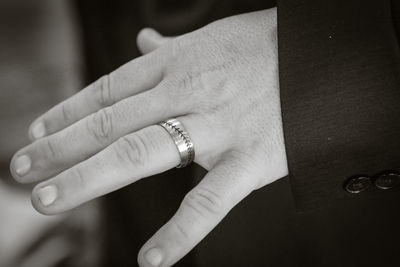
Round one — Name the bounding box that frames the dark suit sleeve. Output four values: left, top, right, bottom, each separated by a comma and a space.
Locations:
277, 0, 400, 210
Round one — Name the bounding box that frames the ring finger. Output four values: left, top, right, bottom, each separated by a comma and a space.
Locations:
30, 117, 200, 214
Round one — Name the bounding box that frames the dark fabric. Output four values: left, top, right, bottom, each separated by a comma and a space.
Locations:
73, 0, 400, 266
74, 0, 274, 83
278, 0, 400, 210
392, 0, 400, 41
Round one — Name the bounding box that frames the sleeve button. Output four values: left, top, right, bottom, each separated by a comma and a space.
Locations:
344, 176, 372, 194
374, 171, 400, 190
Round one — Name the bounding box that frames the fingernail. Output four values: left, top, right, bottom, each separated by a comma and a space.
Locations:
145, 247, 163, 266
38, 185, 58, 206
31, 121, 46, 140
14, 155, 31, 176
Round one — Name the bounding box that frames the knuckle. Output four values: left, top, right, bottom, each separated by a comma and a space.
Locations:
61, 102, 73, 124
171, 220, 190, 244
163, 37, 189, 68
181, 72, 196, 93
94, 74, 115, 107
69, 167, 86, 189
114, 134, 150, 167
86, 107, 114, 144
167, 72, 200, 106
182, 187, 223, 218
45, 138, 62, 159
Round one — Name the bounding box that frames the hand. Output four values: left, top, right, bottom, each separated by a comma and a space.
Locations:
10, 8, 287, 267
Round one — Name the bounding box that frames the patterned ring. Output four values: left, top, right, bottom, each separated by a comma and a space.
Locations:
159, 118, 195, 168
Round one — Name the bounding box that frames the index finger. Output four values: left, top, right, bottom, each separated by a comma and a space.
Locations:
29, 51, 165, 141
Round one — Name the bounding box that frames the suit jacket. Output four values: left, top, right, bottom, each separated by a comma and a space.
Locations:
74, 0, 400, 266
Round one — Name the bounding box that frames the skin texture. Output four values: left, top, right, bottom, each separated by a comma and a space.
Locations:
10, 8, 287, 267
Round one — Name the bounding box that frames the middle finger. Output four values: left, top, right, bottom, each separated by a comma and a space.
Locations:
11, 81, 191, 183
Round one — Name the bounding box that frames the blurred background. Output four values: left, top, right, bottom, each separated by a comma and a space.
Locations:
0, 1, 101, 266
0, 1, 272, 266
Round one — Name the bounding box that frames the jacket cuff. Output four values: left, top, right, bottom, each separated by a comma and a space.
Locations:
277, 0, 400, 211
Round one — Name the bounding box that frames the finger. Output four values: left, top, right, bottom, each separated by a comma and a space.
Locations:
137, 157, 257, 267
28, 51, 166, 141
30, 118, 200, 215
11, 81, 190, 183
137, 28, 173, 55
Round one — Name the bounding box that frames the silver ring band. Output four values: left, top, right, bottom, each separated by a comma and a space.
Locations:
159, 118, 195, 168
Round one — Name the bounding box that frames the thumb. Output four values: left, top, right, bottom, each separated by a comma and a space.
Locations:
136, 28, 173, 55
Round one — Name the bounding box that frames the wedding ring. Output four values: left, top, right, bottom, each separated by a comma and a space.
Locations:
159, 118, 195, 168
